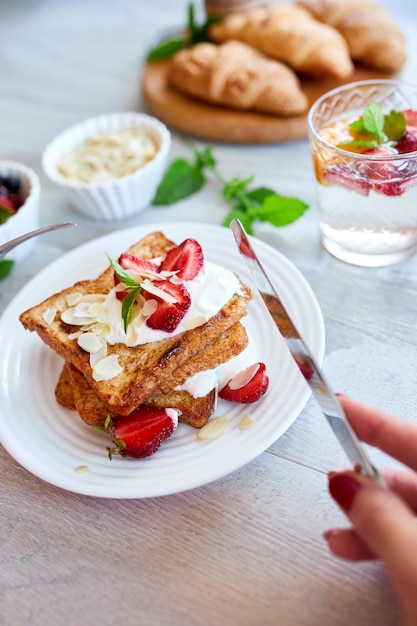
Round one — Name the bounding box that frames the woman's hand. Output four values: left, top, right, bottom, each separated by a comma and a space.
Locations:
325, 395, 417, 626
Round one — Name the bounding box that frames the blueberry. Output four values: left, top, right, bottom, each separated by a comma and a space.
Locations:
0, 176, 20, 193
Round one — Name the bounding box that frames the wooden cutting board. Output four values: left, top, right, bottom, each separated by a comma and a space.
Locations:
141, 60, 396, 144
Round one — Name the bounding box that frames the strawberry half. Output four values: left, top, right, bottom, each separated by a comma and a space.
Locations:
396, 130, 417, 155
322, 167, 370, 196
109, 406, 179, 459
402, 109, 417, 128
219, 362, 269, 404
144, 279, 191, 332
159, 238, 204, 280
115, 253, 159, 301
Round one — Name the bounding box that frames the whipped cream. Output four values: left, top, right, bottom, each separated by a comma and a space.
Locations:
179, 327, 259, 398
97, 260, 243, 346
64, 260, 244, 347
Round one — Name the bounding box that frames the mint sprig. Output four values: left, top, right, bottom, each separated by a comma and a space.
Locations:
153, 144, 309, 234
106, 254, 142, 332
338, 102, 406, 153
147, 3, 219, 61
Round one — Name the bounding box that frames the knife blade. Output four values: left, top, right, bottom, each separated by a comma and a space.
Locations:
230, 218, 383, 484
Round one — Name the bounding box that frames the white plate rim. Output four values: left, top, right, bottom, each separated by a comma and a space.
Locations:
0, 222, 325, 498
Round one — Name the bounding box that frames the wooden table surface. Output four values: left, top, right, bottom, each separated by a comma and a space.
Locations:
1, 1, 417, 624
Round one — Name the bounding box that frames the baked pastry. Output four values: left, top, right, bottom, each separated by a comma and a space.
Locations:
167, 40, 309, 117
298, 0, 407, 72
207, 4, 354, 78
20, 231, 252, 418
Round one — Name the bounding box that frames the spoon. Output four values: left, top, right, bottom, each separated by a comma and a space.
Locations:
0, 222, 76, 260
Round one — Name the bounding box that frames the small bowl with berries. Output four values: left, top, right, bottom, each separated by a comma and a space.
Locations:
41, 112, 171, 222
0, 161, 41, 262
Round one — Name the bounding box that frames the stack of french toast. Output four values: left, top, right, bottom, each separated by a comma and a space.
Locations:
164, 0, 407, 118
19, 231, 253, 434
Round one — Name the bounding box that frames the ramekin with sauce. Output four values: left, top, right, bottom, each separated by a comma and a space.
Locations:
42, 112, 171, 222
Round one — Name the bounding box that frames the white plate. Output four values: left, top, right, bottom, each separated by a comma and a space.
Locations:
0, 222, 325, 498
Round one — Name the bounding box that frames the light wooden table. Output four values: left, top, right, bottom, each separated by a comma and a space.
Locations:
1, 1, 417, 624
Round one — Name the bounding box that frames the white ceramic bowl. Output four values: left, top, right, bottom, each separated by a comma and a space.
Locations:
42, 112, 171, 222
0, 161, 40, 262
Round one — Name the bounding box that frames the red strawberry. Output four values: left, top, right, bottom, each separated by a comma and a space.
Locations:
322, 167, 369, 196
160, 238, 204, 280
396, 130, 417, 155
115, 254, 159, 301
373, 181, 404, 196
219, 362, 269, 404
144, 279, 191, 332
402, 109, 417, 127
0, 196, 16, 213
108, 406, 179, 459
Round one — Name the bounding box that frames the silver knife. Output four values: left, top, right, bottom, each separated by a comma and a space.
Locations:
230, 218, 383, 484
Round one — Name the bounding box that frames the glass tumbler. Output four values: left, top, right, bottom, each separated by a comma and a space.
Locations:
307, 80, 417, 267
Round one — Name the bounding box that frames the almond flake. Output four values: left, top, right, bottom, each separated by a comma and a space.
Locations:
140, 279, 177, 303
229, 363, 260, 390
92, 354, 122, 381
68, 331, 83, 340
239, 413, 256, 430
90, 322, 110, 337
66, 292, 83, 306
80, 293, 106, 304
61, 307, 94, 326
184, 316, 206, 330
88, 302, 106, 319
78, 331, 104, 354
75, 465, 89, 473
43, 307, 57, 325
141, 298, 158, 318
89, 338, 107, 367
198, 417, 227, 441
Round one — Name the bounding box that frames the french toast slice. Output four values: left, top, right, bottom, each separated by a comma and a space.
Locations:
20, 231, 252, 416
61, 362, 216, 429
56, 321, 248, 428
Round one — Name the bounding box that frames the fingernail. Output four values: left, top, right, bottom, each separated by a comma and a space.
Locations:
323, 528, 345, 541
329, 474, 362, 512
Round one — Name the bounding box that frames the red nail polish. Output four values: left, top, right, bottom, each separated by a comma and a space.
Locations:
329, 474, 362, 512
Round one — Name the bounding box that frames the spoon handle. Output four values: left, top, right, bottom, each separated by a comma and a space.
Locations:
0, 222, 76, 259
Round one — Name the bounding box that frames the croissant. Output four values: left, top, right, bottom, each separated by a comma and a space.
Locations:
207, 4, 354, 79
167, 41, 309, 117
298, 0, 407, 72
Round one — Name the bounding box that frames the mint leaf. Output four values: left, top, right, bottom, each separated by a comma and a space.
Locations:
245, 186, 277, 206
147, 38, 185, 61
146, 3, 219, 61
153, 159, 205, 205
106, 254, 141, 289
121, 287, 141, 333
223, 176, 253, 198
362, 102, 385, 142
0, 259, 13, 280
384, 109, 406, 141
257, 195, 309, 227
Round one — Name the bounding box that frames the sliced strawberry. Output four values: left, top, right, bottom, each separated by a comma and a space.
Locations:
109, 406, 179, 458
322, 167, 370, 196
144, 279, 191, 332
402, 109, 417, 127
373, 181, 404, 196
219, 362, 269, 404
396, 130, 417, 155
159, 238, 204, 280
114, 254, 159, 301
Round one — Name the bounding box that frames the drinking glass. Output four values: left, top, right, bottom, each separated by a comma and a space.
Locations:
307, 80, 417, 267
